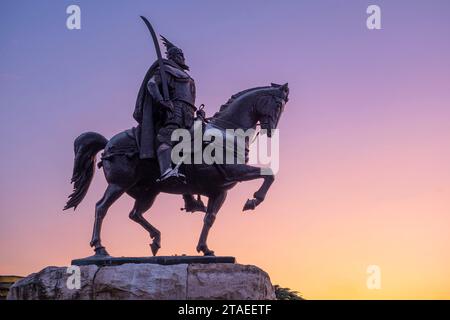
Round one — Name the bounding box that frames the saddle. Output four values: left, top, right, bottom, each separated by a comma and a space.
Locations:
98, 119, 248, 172
98, 128, 140, 168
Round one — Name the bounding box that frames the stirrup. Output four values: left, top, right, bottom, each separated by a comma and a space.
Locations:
157, 168, 186, 184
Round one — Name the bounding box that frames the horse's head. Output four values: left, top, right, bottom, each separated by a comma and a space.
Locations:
255, 83, 289, 137
211, 83, 289, 134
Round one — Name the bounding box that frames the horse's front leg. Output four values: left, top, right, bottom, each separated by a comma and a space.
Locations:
227, 165, 275, 211
243, 167, 274, 211
196, 191, 227, 256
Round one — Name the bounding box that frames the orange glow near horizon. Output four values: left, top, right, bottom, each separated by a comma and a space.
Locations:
1, 1, 450, 299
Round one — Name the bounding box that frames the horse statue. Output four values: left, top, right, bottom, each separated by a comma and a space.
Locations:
64, 83, 289, 257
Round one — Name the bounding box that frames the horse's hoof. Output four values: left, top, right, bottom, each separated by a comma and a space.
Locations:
243, 198, 256, 211
150, 242, 160, 256
204, 250, 215, 256
197, 244, 215, 256
94, 246, 110, 257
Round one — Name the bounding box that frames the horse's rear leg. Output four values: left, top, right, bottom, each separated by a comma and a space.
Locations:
129, 192, 162, 256
90, 184, 125, 256
196, 191, 227, 256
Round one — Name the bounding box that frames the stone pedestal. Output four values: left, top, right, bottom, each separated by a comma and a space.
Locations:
7, 259, 275, 300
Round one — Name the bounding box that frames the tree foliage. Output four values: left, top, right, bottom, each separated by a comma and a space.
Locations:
274, 285, 304, 300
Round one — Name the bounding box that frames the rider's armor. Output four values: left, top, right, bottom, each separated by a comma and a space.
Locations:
166, 65, 196, 107
148, 64, 197, 147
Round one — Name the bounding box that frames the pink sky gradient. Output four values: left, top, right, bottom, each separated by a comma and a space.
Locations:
1, 0, 450, 299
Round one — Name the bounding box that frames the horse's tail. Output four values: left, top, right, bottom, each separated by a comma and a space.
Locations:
63, 132, 108, 211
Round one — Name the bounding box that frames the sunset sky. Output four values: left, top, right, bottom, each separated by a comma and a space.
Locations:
1, 0, 450, 299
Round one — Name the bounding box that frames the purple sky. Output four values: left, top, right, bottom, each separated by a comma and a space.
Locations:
1, 1, 450, 298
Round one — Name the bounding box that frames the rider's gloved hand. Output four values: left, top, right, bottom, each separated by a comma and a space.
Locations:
196, 108, 206, 120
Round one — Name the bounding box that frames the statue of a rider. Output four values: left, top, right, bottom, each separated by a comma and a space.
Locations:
134, 34, 206, 213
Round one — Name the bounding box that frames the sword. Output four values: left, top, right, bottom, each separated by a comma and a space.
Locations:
140, 16, 170, 101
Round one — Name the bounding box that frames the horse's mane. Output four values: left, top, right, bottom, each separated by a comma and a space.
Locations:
212, 85, 273, 119
219, 86, 268, 111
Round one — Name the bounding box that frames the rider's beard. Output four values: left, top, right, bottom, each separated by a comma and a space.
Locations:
171, 56, 190, 71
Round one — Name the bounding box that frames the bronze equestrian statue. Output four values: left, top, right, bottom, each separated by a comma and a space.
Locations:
64, 17, 289, 257
134, 17, 206, 213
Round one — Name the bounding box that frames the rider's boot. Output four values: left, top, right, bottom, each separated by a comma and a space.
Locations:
157, 143, 186, 184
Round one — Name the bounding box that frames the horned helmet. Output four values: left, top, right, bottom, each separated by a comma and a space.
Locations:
161, 35, 189, 71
